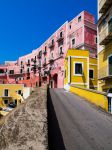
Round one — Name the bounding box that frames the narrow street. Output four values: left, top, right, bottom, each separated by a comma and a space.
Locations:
48, 89, 112, 150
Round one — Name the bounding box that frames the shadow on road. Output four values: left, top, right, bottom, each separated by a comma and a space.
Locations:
47, 88, 66, 150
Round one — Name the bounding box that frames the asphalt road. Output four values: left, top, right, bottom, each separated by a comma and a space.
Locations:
48, 88, 112, 150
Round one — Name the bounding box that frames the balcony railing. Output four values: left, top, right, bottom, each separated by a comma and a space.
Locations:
37, 63, 41, 69
48, 42, 55, 48
26, 61, 30, 66
0, 73, 7, 76
99, 0, 112, 13
37, 54, 42, 58
9, 71, 24, 75
43, 49, 47, 55
57, 51, 64, 58
20, 65, 24, 69
49, 56, 54, 62
57, 34, 64, 42
99, 23, 112, 45
98, 66, 112, 79
43, 61, 47, 66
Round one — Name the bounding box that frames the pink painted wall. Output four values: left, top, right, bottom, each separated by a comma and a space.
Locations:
0, 11, 97, 88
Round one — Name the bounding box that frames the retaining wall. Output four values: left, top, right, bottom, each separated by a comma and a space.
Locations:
70, 85, 108, 112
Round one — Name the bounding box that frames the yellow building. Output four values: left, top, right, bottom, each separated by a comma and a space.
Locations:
64, 49, 97, 90
98, 0, 112, 92
0, 84, 24, 108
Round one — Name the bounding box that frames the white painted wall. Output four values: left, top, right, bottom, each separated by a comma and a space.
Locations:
23, 87, 31, 99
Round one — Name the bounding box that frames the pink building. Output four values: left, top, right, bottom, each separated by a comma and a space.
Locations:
0, 11, 97, 88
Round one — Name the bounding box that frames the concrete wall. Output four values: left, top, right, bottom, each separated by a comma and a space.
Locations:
70, 85, 108, 112
0, 85, 48, 150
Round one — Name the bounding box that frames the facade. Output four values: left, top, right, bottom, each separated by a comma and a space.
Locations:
64, 49, 97, 90
0, 84, 24, 109
0, 11, 97, 88
98, 0, 112, 92
0, 84, 31, 116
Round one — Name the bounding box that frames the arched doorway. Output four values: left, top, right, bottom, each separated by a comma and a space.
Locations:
53, 74, 58, 88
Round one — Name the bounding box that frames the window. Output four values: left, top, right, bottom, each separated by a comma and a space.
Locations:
0, 69, 4, 74
108, 18, 112, 33
60, 32, 63, 37
9, 70, 14, 75
21, 61, 23, 65
52, 39, 54, 44
4, 99, 9, 104
95, 36, 97, 44
51, 53, 53, 58
78, 16, 81, 22
18, 90, 22, 96
45, 46, 47, 51
4, 89, 9, 97
27, 68, 30, 73
20, 69, 23, 74
89, 69, 94, 79
19, 78, 21, 81
72, 38, 75, 46
108, 55, 112, 75
14, 100, 17, 106
74, 63, 83, 75
44, 58, 46, 63
27, 77, 30, 80
59, 46, 63, 55
69, 25, 71, 29
102, 18, 107, 27
28, 59, 30, 64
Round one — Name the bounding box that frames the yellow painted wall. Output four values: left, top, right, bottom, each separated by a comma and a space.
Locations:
70, 86, 108, 112
64, 49, 97, 90
71, 58, 88, 85
0, 84, 24, 108
98, 43, 112, 92
89, 58, 97, 90
64, 58, 68, 85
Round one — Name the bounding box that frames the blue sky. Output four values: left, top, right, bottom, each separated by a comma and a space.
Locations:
0, 0, 97, 63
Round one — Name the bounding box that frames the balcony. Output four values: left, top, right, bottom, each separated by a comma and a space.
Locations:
57, 51, 64, 58
37, 53, 42, 59
37, 63, 41, 69
43, 49, 47, 55
20, 65, 24, 69
57, 34, 64, 42
32, 58, 37, 63
99, 0, 112, 14
41, 71, 48, 77
43, 61, 47, 66
48, 42, 55, 48
0, 73, 6, 76
26, 61, 30, 66
98, 66, 112, 80
99, 23, 112, 45
49, 56, 54, 62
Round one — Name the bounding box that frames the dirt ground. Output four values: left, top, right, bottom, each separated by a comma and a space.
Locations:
0, 86, 47, 150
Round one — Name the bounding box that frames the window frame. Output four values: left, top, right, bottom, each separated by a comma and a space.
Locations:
74, 62, 83, 76
108, 54, 112, 76
71, 38, 76, 48
89, 68, 94, 80
4, 89, 9, 97
78, 16, 81, 22
59, 46, 63, 55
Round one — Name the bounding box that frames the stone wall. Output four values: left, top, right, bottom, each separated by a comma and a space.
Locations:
0, 85, 48, 150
